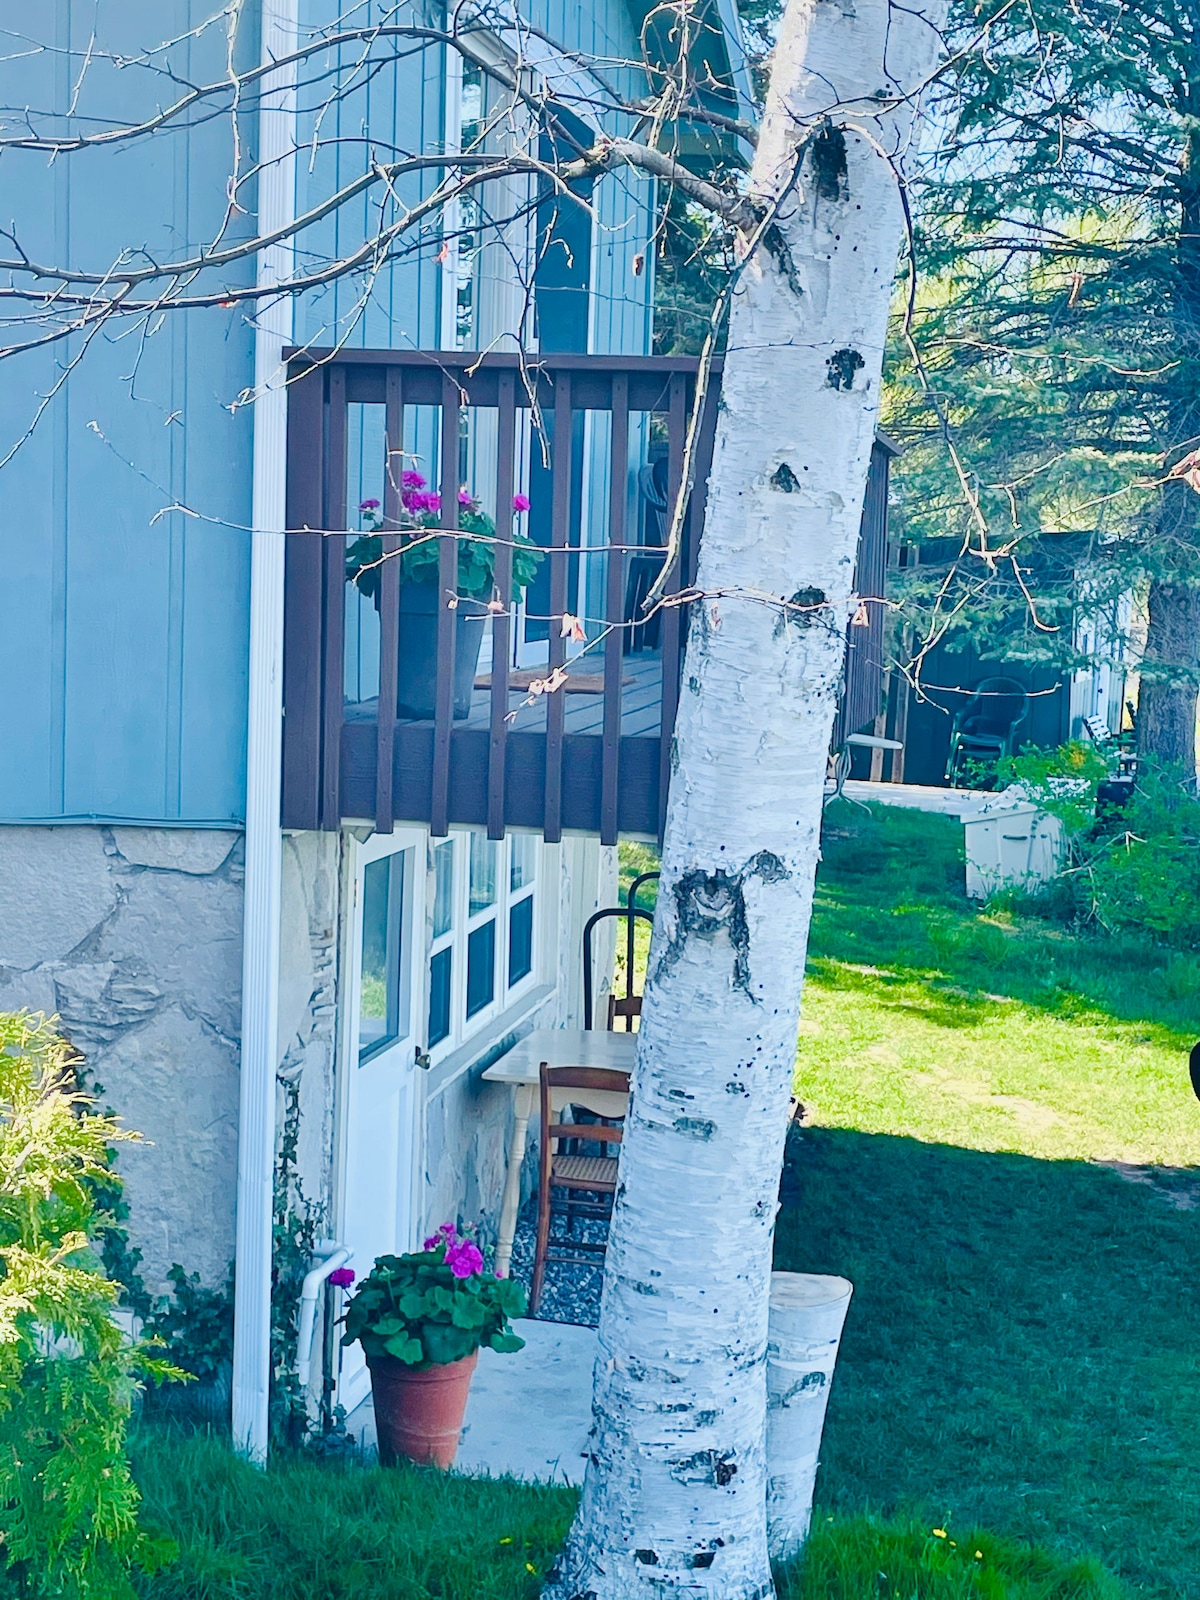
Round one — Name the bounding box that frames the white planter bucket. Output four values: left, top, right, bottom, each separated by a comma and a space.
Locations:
765, 1271, 853, 1563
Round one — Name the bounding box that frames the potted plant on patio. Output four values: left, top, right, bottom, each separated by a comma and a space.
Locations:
342, 1221, 527, 1468
346, 476, 541, 720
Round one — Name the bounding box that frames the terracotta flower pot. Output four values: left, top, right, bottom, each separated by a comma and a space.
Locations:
368, 1349, 479, 1469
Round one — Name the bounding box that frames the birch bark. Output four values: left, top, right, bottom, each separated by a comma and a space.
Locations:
545, 2, 945, 1595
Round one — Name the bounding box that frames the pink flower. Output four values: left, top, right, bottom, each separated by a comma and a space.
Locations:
425, 492, 442, 513
423, 1221, 458, 1251
358, 498, 380, 511
328, 1266, 355, 1289
512, 493, 531, 513
401, 470, 427, 489
445, 1238, 485, 1278
458, 487, 474, 507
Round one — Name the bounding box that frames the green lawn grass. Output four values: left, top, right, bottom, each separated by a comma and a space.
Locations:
130, 1428, 1128, 1600
777, 803, 1200, 1599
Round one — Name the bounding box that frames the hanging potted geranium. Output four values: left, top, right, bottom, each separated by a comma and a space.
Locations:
345, 475, 540, 720
342, 1222, 527, 1469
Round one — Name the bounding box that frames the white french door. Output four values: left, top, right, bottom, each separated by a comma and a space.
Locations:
336, 828, 425, 1413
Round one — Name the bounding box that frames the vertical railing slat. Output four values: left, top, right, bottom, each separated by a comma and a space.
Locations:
431, 373, 461, 838
320, 364, 348, 830
544, 369, 572, 844
600, 373, 628, 846
488, 371, 517, 840
656, 372, 687, 844
282, 364, 326, 830
375, 366, 403, 833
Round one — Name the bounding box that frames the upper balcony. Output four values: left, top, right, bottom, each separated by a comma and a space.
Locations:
280, 349, 892, 844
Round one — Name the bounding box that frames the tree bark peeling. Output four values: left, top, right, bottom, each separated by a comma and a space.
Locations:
545, 3, 946, 1597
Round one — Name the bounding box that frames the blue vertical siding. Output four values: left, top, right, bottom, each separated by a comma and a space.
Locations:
0, 2, 255, 824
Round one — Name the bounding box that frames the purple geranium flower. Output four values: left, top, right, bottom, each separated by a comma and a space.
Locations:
401, 470, 427, 489
358, 498, 380, 511
445, 1238, 485, 1278
328, 1266, 355, 1289
458, 487, 474, 507
512, 492, 531, 513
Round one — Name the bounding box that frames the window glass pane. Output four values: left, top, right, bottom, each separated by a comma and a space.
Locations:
469, 833, 498, 916
359, 852, 406, 1059
466, 919, 496, 1018
510, 833, 538, 893
508, 894, 534, 987
428, 946, 452, 1047
433, 840, 455, 939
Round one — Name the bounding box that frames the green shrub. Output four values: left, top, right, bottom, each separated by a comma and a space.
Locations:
999, 746, 1200, 949
0, 1013, 179, 1598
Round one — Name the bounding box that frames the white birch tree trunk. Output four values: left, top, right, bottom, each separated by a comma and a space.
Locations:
546, 2, 945, 1596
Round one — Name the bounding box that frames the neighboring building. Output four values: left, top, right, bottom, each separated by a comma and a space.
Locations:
881, 534, 1132, 787
0, 1, 886, 1442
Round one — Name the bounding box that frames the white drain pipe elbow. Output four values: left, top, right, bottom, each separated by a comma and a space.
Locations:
296, 1241, 354, 1390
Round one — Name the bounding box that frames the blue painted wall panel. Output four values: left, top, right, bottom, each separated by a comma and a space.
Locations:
0, 3, 255, 823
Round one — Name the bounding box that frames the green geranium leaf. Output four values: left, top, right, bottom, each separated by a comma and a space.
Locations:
488, 1331, 526, 1355
383, 1334, 425, 1364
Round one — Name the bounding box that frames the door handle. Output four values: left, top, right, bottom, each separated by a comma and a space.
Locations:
415, 1046, 432, 1071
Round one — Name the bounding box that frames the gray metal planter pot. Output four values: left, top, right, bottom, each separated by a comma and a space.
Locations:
395, 581, 485, 720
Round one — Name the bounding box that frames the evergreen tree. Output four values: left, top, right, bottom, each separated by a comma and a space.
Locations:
890, 0, 1200, 767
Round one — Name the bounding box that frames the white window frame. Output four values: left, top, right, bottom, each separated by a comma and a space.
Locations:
425, 829, 544, 1063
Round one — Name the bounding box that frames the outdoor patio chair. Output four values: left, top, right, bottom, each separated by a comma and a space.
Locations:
946, 676, 1029, 787
529, 1063, 630, 1317
582, 869, 659, 1030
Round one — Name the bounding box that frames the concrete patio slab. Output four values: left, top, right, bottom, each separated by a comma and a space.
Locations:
345, 1317, 598, 1485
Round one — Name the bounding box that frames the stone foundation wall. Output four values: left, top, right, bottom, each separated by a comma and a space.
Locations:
0, 825, 243, 1292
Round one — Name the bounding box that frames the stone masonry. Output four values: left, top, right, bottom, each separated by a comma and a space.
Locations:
0, 825, 244, 1292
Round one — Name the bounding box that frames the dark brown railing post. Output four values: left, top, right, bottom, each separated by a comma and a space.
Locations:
657, 371, 688, 844
430, 373, 461, 839
488, 370, 517, 840
375, 365, 403, 833
282, 363, 326, 831
319, 363, 348, 830
600, 372, 628, 846
544, 369, 572, 844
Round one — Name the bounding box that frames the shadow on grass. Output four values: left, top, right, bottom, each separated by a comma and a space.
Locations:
776, 1125, 1200, 1600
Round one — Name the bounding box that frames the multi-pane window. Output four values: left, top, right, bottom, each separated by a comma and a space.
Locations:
427, 839, 456, 1047
358, 849, 410, 1061
425, 832, 541, 1055
508, 834, 537, 986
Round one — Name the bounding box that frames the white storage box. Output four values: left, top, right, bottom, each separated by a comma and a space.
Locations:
962, 786, 1065, 900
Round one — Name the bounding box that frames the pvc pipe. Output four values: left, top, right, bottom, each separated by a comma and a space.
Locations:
296, 1242, 354, 1390
765, 1271, 853, 1563
231, 0, 298, 1466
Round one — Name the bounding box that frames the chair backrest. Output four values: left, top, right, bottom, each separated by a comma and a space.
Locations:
956, 677, 1028, 738
583, 903, 654, 1029
539, 1063, 630, 1149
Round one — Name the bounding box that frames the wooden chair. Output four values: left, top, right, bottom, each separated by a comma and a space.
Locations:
529, 1064, 630, 1317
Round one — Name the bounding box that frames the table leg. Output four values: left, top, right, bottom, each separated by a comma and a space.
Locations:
495, 1083, 535, 1278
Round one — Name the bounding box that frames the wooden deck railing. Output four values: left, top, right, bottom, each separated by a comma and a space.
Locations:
281, 350, 721, 844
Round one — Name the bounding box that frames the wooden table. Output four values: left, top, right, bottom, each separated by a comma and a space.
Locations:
483, 1028, 637, 1277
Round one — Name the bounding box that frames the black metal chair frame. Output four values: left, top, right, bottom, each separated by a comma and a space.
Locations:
582, 869, 659, 1031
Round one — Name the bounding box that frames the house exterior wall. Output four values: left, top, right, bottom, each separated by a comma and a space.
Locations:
0, 3, 257, 826
0, 824, 244, 1292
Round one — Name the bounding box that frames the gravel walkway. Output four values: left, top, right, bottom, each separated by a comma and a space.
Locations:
509, 1194, 607, 1329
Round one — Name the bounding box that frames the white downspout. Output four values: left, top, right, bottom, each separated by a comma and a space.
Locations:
295, 1242, 354, 1390
232, 0, 298, 1464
